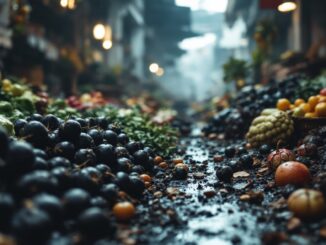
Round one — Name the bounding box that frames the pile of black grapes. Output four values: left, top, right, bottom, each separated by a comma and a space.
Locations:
0, 114, 161, 245
203, 75, 303, 139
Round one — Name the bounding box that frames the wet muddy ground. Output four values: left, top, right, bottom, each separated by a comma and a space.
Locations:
116, 137, 326, 245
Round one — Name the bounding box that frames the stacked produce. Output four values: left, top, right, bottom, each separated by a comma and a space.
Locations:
84, 107, 178, 156
276, 88, 326, 118
66, 91, 110, 110
0, 79, 42, 122
203, 74, 326, 139
0, 112, 172, 244
0, 78, 178, 156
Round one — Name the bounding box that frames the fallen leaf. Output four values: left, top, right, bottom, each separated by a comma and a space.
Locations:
166, 187, 179, 196
257, 167, 269, 176
233, 171, 250, 178
219, 188, 228, 193
269, 198, 287, 209
240, 194, 250, 201
253, 157, 262, 166
287, 217, 301, 231
239, 191, 264, 204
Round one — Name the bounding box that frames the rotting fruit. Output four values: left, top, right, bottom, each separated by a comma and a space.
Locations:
288, 189, 325, 220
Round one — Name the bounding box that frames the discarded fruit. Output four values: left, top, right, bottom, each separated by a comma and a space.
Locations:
267, 149, 295, 170
288, 189, 325, 219
275, 161, 311, 186
112, 202, 135, 221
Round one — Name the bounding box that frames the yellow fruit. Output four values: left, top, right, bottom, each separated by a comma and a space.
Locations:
277, 98, 291, 111
294, 99, 305, 107
319, 96, 326, 103
293, 107, 305, 117
10, 84, 24, 96
308, 96, 319, 109
304, 112, 317, 118
315, 102, 326, 117
299, 103, 311, 113
290, 105, 295, 110
2, 79, 12, 92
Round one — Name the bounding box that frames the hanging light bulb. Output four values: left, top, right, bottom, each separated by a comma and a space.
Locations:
93, 23, 106, 40
278, 0, 297, 12
60, 0, 68, 8
103, 40, 113, 50
149, 63, 159, 73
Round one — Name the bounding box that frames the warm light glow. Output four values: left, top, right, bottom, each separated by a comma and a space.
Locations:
278, 1, 297, 12
93, 24, 106, 40
67, 0, 76, 9
60, 0, 68, 7
60, 0, 75, 9
102, 40, 113, 50
156, 68, 164, 77
149, 63, 159, 73
105, 25, 112, 40
175, 0, 228, 13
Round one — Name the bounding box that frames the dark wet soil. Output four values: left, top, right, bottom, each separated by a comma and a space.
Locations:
116, 137, 326, 245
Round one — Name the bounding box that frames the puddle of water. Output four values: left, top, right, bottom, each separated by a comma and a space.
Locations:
173, 203, 260, 245
168, 143, 261, 245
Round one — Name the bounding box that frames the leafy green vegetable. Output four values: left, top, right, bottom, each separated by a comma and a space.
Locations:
85, 106, 178, 156
0, 116, 14, 135
294, 74, 326, 100
47, 99, 80, 119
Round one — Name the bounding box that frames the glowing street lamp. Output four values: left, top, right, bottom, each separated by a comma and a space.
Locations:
60, 0, 68, 7
93, 23, 106, 40
102, 40, 113, 50
156, 67, 164, 77
60, 0, 76, 9
149, 63, 159, 73
278, 0, 297, 12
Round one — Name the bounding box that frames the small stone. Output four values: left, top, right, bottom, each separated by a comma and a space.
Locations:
173, 159, 184, 164
203, 190, 216, 198
159, 162, 168, 169
213, 154, 224, 162
154, 191, 163, 198
193, 172, 205, 179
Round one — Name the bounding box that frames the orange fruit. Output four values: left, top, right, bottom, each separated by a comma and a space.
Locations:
277, 98, 291, 111
299, 103, 311, 113
315, 102, 326, 117
319, 96, 326, 103
304, 112, 317, 118
294, 98, 305, 107
113, 202, 136, 221
320, 88, 326, 96
308, 96, 319, 109
290, 104, 295, 110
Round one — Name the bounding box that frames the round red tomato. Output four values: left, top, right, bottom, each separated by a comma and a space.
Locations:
320, 88, 326, 96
